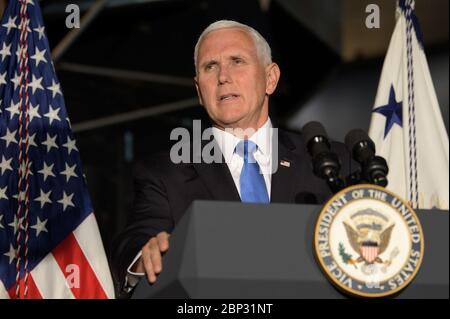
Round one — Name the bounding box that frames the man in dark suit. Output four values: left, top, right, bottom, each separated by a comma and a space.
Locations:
112, 20, 350, 293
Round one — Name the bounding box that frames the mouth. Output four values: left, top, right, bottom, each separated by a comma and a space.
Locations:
218, 94, 240, 103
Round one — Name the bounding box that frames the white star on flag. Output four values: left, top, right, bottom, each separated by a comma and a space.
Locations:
34, 189, 52, 208
5, 100, 20, 119
10, 72, 21, 90
27, 133, 38, 149
16, 46, 23, 61
38, 162, 56, 181
28, 74, 44, 94
42, 133, 58, 152
1, 128, 18, 147
58, 191, 75, 211
0, 214, 4, 229
33, 25, 45, 40
12, 191, 26, 202
44, 105, 61, 124
0, 42, 12, 62
66, 117, 72, 129
31, 217, 48, 236
4, 244, 17, 264
18, 160, 33, 178
60, 163, 78, 182
30, 47, 47, 67
63, 136, 78, 155
0, 155, 13, 175
2, 16, 17, 35
0, 186, 8, 200
0, 71, 6, 86
47, 80, 62, 99
28, 102, 42, 122
8, 215, 24, 234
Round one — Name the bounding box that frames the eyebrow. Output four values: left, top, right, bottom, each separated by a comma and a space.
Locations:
200, 54, 247, 69
200, 60, 218, 69
229, 54, 245, 60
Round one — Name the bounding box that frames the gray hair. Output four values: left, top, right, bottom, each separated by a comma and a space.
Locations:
194, 20, 272, 73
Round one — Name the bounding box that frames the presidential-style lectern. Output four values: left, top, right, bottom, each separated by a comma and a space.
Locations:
131, 201, 448, 299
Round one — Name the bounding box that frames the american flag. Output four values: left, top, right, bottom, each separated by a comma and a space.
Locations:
0, 0, 114, 298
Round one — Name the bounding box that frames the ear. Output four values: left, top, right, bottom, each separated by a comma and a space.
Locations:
194, 76, 204, 106
265, 63, 280, 96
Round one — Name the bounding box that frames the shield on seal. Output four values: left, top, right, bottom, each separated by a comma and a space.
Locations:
360, 244, 380, 263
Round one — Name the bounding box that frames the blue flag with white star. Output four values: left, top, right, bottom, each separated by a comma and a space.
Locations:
0, 0, 114, 298
368, 0, 449, 209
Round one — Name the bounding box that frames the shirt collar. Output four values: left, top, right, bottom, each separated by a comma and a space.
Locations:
249, 118, 272, 157
212, 118, 273, 163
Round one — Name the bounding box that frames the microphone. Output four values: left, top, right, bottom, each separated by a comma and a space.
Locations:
344, 129, 389, 187
302, 121, 346, 193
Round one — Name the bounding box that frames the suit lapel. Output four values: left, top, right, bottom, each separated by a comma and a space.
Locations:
270, 130, 297, 203
192, 138, 241, 201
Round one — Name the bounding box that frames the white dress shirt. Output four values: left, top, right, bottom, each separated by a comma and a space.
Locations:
125, 118, 274, 290
212, 117, 273, 200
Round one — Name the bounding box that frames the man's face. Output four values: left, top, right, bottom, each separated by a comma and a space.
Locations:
195, 27, 280, 130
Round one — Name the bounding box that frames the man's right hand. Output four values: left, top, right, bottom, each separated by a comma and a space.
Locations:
132, 231, 170, 283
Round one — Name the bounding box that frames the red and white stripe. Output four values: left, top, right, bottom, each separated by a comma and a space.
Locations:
0, 213, 115, 299
72, 213, 115, 298
361, 246, 379, 264
0, 280, 9, 299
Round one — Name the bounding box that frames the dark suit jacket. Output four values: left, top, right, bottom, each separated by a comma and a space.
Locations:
111, 128, 353, 289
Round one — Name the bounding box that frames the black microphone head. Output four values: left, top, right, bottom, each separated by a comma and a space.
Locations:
345, 129, 375, 154
302, 121, 330, 157
302, 121, 328, 143
345, 129, 389, 186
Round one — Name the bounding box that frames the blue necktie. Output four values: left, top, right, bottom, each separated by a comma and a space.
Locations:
235, 140, 269, 204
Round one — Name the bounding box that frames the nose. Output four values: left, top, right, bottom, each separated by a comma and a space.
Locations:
218, 65, 231, 85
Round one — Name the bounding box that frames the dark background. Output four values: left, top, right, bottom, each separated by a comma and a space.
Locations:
3, 0, 446, 264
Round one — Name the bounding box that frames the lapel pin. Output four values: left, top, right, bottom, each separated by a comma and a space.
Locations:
280, 160, 291, 168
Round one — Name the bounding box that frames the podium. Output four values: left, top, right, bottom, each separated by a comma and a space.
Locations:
131, 201, 449, 299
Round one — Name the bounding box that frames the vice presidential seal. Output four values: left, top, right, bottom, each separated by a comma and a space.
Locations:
314, 185, 424, 297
